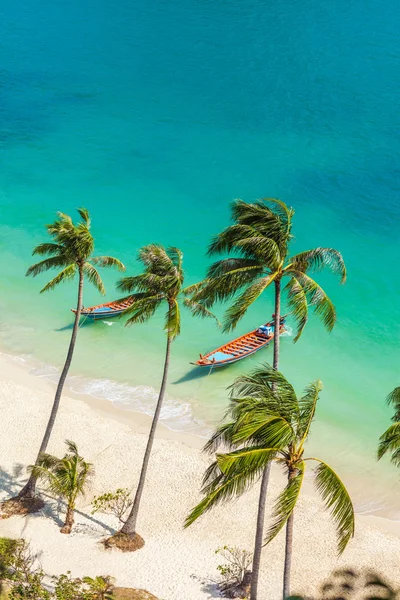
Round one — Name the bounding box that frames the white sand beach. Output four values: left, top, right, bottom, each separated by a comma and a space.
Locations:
0, 353, 399, 600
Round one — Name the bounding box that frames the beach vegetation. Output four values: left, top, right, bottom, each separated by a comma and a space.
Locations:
215, 546, 252, 598
189, 198, 346, 598
106, 244, 217, 551
186, 365, 354, 600
91, 488, 133, 523
378, 386, 400, 467
0, 538, 135, 600
9, 208, 124, 507
28, 440, 94, 534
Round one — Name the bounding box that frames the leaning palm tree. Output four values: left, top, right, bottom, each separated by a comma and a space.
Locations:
378, 387, 400, 467
29, 440, 94, 533
107, 244, 217, 551
190, 198, 346, 598
14, 209, 124, 504
186, 366, 355, 600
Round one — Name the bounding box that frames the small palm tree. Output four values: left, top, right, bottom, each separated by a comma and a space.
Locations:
191, 198, 346, 598
378, 387, 400, 467
186, 366, 355, 600
107, 244, 217, 551
29, 440, 94, 534
16, 209, 124, 502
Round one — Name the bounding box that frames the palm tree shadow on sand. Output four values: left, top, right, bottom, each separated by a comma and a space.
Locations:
0, 465, 115, 535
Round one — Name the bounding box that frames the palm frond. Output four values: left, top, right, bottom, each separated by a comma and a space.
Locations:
203, 421, 242, 454
311, 459, 355, 554
40, 264, 77, 293
216, 446, 278, 478
117, 273, 164, 294
265, 462, 305, 543
124, 294, 164, 326
231, 198, 292, 251
289, 247, 347, 284
261, 198, 294, 229
387, 386, 400, 422
233, 236, 282, 267
228, 365, 299, 423
165, 299, 180, 339
289, 270, 337, 333
223, 275, 274, 331
77, 207, 91, 225
32, 243, 64, 257
207, 223, 261, 256
91, 256, 125, 271
231, 415, 295, 448
183, 298, 220, 324
167, 246, 183, 271
83, 263, 105, 295
138, 244, 173, 274
185, 468, 259, 528
207, 257, 262, 279
192, 262, 263, 308
26, 256, 70, 277
377, 422, 400, 465
182, 280, 208, 296
285, 276, 308, 342
297, 380, 323, 443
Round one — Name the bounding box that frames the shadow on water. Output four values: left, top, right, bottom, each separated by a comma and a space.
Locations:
55, 319, 95, 332
172, 364, 224, 385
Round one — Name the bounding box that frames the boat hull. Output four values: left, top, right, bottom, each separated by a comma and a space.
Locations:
193, 317, 285, 367
71, 296, 134, 321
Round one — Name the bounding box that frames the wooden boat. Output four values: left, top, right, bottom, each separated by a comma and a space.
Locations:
193, 316, 286, 367
71, 296, 134, 320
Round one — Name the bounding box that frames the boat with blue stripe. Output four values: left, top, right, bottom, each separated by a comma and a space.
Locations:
71, 296, 134, 320
193, 316, 286, 367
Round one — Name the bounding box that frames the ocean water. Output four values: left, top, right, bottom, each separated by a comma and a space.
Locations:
0, 0, 399, 515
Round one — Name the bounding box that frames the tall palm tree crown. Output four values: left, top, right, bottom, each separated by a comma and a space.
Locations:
378, 387, 400, 467
117, 244, 215, 335
186, 366, 355, 599
27, 208, 124, 293
192, 198, 346, 339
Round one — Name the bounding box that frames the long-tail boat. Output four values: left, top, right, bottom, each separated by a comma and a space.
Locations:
71, 296, 134, 321
192, 316, 286, 367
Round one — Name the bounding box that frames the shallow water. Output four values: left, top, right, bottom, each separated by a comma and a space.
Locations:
0, 0, 399, 515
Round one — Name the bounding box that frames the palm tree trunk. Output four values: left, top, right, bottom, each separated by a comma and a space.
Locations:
273, 278, 281, 371
282, 470, 295, 600
60, 502, 75, 534
18, 267, 84, 499
249, 462, 271, 600
250, 279, 281, 600
120, 333, 172, 536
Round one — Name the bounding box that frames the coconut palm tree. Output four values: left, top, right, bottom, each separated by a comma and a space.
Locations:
378, 387, 400, 467
190, 198, 347, 598
16, 208, 124, 503
107, 244, 217, 551
29, 440, 93, 533
185, 366, 355, 600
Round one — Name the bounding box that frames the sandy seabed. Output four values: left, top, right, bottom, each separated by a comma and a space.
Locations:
0, 354, 399, 600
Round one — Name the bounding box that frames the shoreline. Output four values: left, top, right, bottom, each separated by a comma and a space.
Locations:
2, 351, 399, 523
0, 352, 400, 599
0, 352, 206, 451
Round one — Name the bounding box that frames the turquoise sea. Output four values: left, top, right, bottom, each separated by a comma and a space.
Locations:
0, 0, 399, 515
